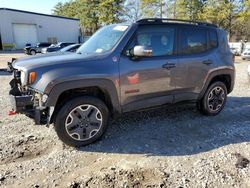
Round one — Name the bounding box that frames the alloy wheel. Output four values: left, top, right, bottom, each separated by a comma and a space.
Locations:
65, 104, 103, 141
207, 86, 225, 112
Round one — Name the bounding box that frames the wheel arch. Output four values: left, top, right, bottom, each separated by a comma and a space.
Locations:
45, 79, 121, 123
198, 68, 235, 100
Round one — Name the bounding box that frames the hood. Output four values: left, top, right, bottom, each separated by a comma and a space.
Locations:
13, 52, 99, 71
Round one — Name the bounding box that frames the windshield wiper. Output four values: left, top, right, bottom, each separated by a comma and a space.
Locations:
76, 51, 90, 55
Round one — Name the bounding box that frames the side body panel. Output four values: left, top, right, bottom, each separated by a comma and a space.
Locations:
119, 56, 177, 112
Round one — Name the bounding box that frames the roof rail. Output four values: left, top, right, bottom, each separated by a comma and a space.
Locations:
137, 18, 218, 28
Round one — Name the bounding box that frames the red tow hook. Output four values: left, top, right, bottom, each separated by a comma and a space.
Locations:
8, 110, 16, 116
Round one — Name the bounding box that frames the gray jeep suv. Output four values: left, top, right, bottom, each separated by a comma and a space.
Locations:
8, 19, 235, 147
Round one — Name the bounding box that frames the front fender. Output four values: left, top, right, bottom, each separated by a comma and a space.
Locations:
45, 78, 121, 113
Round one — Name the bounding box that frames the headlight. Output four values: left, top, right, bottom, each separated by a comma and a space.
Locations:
19, 70, 36, 86
20, 71, 28, 85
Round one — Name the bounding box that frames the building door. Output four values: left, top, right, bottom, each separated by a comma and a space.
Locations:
13, 24, 38, 49
0, 33, 2, 50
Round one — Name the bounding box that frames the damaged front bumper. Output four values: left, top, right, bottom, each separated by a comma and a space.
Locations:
8, 66, 51, 125
9, 88, 49, 125
9, 94, 33, 112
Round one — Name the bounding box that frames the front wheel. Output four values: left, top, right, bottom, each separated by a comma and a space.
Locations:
54, 96, 109, 147
198, 81, 227, 116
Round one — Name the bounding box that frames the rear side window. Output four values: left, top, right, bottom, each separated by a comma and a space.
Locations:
179, 28, 207, 55
209, 30, 218, 49
39, 43, 50, 47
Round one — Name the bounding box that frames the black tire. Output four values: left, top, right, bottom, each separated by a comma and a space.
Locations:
198, 81, 227, 116
54, 96, 109, 147
30, 50, 36, 55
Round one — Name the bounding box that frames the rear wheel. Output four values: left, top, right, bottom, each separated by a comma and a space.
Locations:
30, 50, 36, 55
54, 96, 109, 147
198, 81, 227, 116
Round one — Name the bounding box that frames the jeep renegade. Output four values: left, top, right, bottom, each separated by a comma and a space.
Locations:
8, 19, 235, 147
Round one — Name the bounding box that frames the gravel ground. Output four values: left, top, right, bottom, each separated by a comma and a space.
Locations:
0, 51, 26, 69
0, 54, 250, 187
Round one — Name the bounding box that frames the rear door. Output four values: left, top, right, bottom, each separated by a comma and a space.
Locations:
173, 26, 219, 102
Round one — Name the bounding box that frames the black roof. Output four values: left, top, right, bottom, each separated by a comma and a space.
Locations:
137, 18, 218, 28
0, 8, 79, 21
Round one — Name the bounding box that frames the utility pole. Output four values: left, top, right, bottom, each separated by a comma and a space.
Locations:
160, 0, 163, 18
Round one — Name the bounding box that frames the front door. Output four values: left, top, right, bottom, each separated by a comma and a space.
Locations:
119, 25, 178, 112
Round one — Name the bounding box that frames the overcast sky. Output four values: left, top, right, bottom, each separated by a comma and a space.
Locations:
0, 0, 69, 14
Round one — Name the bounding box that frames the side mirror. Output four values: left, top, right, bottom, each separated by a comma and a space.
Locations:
132, 45, 153, 57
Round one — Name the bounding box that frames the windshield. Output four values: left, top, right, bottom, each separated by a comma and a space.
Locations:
54, 43, 62, 47
77, 24, 128, 55
60, 44, 79, 52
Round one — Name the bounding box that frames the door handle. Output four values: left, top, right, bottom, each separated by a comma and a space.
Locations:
203, 59, 213, 65
162, 63, 176, 69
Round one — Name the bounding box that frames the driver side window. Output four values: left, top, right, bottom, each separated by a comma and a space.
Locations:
127, 25, 175, 57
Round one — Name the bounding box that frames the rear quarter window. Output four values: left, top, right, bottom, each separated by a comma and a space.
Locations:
178, 27, 207, 55
209, 30, 218, 49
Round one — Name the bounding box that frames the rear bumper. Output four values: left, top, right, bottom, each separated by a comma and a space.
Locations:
41, 49, 47, 54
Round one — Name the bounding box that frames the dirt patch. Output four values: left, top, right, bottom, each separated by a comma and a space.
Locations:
68, 168, 170, 188
0, 134, 57, 165
233, 153, 250, 169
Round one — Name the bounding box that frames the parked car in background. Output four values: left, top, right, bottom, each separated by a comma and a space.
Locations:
244, 42, 250, 52
60, 44, 81, 53
24, 42, 51, 55
41, 42, 75, 54
242, 49, 250, 60
229, 42, 243, 56
230, 47, 239, 55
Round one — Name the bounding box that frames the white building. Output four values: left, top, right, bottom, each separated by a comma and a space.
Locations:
0, 8, 80, 50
